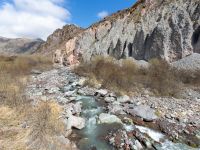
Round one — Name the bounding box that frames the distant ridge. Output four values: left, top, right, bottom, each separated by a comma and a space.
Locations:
0, 36, 44, 55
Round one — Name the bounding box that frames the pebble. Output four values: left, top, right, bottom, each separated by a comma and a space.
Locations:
95, 89, 108, 96
117, 95, 130, 103
109, 137, 115, 144
105, 96, 116, 103
65, 90, 77, 97
26, 66, 200, 149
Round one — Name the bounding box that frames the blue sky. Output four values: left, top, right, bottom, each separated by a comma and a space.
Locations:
0, 0, 136, 39
68, 0, 136, 27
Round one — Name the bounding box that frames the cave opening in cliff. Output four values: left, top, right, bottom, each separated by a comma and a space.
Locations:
192, 26, 200, 53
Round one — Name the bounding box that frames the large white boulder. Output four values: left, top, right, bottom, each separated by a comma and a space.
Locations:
129, 105, 158, 121
98, 113, 122, 124
66, 115, 85, 130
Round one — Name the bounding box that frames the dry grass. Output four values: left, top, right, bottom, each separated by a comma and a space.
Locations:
0, 55, 52, 108
147, 59, 180, 97
0, 55, 52, 75
0, 74, 27, 108
0, 101, 65, 150
28, 101, 65, 150
0, 55, 55, 150
175, 70, 200, 86
74, 56, 182, 96
0, 106, 28, 150
75, 56, 145, 95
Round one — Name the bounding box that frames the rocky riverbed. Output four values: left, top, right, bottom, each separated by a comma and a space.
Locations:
26, 66, 200, 150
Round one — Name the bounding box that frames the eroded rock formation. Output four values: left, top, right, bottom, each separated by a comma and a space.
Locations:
52, 0, 199, 65
27, 0, 198, 65
37, 24, 84, 56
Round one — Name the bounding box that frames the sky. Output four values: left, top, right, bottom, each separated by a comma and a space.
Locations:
0, 0, 136, 40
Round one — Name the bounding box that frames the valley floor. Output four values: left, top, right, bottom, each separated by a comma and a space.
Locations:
25, 66, 200, 150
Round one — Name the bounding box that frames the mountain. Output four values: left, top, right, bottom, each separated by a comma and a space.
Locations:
37, 24, 84, 56
51, 0, 199, 65
0, 37, 44, 55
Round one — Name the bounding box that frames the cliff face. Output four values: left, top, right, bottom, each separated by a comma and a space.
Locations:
0, 37, 43, 55
37, 24, 84, 56
54, 0, 200, 65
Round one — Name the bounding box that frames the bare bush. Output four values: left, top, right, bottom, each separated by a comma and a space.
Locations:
74, 56, 182, 96
175, 69, 200, 86
147, 59, 180, 97
74, 56, 141, 95
28, 101, 64, 149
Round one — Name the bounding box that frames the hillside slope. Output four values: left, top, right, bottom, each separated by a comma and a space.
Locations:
53, 0, 200, 65
0, 37, 43, 55
37, 24, 84, 56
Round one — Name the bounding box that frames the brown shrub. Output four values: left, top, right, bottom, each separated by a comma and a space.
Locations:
28, 101, 64, 149
0, 54, 52, 106
74, 56, 140, 95
73, 62, 92, 76
147, 59, 180, 97
74, 56, 181, 96
175, 69, 200, 86
0, 55, 65, 150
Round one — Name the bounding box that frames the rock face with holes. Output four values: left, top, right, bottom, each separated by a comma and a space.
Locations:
54, 0, 199, 65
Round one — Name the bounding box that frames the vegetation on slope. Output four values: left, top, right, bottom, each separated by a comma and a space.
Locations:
74, 56, 200, 97
0, 55, 65, 150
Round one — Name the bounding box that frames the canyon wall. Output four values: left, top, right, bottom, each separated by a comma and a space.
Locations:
50, 0, 200, 65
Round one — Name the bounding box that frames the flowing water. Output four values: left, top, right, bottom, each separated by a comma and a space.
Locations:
124, 124, 200, 150
73, 96, 200, 150
74, 96, 122, 150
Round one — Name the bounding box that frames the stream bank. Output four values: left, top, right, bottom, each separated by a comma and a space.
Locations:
26, 66, 200, 150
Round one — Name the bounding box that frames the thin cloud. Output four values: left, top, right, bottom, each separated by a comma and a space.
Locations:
0, 0, 70, 40
97, 11, 109, 19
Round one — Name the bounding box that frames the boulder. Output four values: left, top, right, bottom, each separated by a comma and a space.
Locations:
129, 105, 158, 121
109, 93, 117, 97
77, 78, 87, 86
64, 102, 82, 117
104, 96, 116, 103
108, 103, 126, 115
72, 102, 82, 115
136, 60, 149, 69
95, 89, 108, 96
48, 87, 60, 94
31, 69, 42, 75
77, 86, 95, 96
63, 85, 74, 92
65, 90, 77, 97
57, 97, 69, 105
65, 115, 85, 130
117, 95, 130, 103
134, 140, 144, 150
98, 113, 122, 124
54, 135, 78, 150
